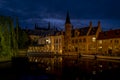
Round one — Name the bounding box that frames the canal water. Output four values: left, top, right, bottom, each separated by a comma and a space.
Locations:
0, 56, 120, 80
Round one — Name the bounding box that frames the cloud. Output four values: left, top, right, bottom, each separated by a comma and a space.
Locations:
24, 18, 42, 23
0, 0, 7, 8
43, 18, 64, 23
1, 0, 120, 30
4, 7, 26, 15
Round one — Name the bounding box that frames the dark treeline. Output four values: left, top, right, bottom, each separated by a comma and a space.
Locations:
0, 16, 29, 57
15, 17, 30, 49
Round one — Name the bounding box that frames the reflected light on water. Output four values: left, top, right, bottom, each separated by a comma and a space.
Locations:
26, 56, 120, 80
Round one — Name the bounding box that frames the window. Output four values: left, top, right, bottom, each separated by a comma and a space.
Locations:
54, 39, 56, 43
115, 30, 119, 35
72, 40, 74, 43
92, 37, 96, 42
83, 38, 86, 42
75, 47, 78, 52
104, 32, 107, 36
99, 40, 102, 44
98, 46, 102, 52
79, 39, 82, 42
59, 39, 61, 43
75, 39, 78, 43
99, 46, 102, 49
46, 39, 51, 44
75, 32, 78, 36
115, 40, 119, 44
110, 40, 112, 43
117, 40, 119, 43
56, 39, 58, 43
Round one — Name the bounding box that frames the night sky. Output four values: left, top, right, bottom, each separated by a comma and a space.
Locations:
0, 0, 120, 30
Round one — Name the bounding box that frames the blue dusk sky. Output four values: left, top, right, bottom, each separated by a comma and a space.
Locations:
0, 0, 120, 30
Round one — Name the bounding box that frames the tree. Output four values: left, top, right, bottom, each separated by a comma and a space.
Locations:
0, 16, 18, 57
15, 17, 29, 49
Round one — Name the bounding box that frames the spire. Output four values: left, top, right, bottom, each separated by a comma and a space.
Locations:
65, 11, 71, 24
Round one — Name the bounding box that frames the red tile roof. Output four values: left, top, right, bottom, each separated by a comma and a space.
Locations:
97, 29, 120, 40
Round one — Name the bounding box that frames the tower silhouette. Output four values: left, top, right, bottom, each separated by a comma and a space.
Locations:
64, 11, 72, 53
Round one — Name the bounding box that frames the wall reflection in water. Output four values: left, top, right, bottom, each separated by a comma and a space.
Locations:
28, 56, 120, 80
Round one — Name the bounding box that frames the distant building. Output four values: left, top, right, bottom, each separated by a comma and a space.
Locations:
28, 31, 64, 54
27, 22, 64, 54
27, 22, 57, 44
97, 29, 120, 56
27, 12, 120, 56
64, 12, 101, 55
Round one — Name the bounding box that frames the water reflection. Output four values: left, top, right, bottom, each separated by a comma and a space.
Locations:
28, 56, 120, 80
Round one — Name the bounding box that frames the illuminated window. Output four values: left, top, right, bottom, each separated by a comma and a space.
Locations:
98, 46, 102, 52
46, 39, 51, 44
92, 37, 96, 42
99, 46, 102, 49
99, 40, 102, 44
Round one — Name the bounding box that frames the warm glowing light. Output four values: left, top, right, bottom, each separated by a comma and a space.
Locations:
99, 46, 102, 48
60, 50, 62, 53
92, 37, 96, 42
46, 39, 51, 43
109, 46, 112, 49
99, 40, 102, 44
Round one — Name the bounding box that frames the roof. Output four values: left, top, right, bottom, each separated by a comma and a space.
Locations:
26, 29, 57, 37
72, 27, 90, 37
79, 27, 90, 36
54, 31, 64, 36
97, 29, 120, 40
89, 27, 98, 35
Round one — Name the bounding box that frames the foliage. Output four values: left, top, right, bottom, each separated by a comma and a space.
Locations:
0, 16, 18, 57
15, 18, 29, 49
0, 16, 30, 58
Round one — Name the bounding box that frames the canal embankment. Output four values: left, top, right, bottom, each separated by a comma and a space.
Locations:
81, 55, 120, 60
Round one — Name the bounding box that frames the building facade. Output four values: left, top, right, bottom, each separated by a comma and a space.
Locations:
28, 31, 64, 54
63, 12, 101, 55
97, 29, 120, 56
27, 12, 120, 56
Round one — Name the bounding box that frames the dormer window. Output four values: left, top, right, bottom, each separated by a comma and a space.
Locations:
103, 32, 107, 36
115, 30, 119, 35
75, 30, 79, 37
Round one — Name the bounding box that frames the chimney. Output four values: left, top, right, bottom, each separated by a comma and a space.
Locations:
89, 21, 92, 28
98, 21, 100, 27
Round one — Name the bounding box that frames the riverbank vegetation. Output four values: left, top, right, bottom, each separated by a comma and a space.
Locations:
0, 16, 29, 61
